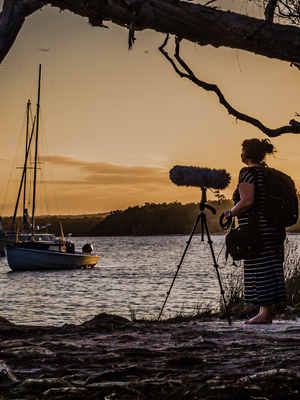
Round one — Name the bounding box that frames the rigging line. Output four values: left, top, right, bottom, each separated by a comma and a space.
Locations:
23, 103, 35, 211
31, 154, 49, 217
28, 98, 35, 205
27, 153, 33, 210
9, 117, 36, 238
1, 109, 28, 216
36, 124, 51, 217
39, 115, 51, 216
39, 168, 51, 216
39, 110, 61, 218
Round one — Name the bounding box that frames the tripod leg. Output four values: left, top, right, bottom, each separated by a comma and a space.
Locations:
201, 213, 232, 326
157, 214, 201, 321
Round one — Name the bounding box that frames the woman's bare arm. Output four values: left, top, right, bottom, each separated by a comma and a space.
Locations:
225, 182, 255, 219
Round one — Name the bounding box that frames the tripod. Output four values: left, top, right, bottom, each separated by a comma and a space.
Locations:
157, 187, 232, 325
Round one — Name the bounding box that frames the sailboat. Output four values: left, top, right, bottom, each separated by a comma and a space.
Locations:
0, 100, 56, 256
5, 65, 100, 271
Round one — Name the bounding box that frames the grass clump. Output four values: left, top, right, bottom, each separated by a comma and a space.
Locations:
282, 238, 300, 315
160, 301, 215, 323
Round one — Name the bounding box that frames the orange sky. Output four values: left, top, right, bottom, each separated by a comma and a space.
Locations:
1, 3, 300, 216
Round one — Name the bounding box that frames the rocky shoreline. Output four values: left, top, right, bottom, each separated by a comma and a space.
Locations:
1, 313, 300, 399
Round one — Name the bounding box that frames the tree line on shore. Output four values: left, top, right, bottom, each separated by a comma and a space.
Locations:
89, 200, 234, 236
89, 196, 300, 236
2, 199, 300, 236
1, 215, 105, 237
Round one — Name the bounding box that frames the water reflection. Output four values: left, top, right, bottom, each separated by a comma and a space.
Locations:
0, 234, 298, 326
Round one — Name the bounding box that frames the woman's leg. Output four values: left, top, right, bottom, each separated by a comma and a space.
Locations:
245, 304, 273, 324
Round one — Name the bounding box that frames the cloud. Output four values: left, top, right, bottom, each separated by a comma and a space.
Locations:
30, 156, 183, 213
6, 155, 233, 215
40, 155, 170, 186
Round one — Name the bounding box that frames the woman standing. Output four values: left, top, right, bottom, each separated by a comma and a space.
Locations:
224, 138, 286, 324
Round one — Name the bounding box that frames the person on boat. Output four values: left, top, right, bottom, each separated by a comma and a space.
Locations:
0, 216, 4, 235
224, 138, 286, 324
23, 209, 32, 230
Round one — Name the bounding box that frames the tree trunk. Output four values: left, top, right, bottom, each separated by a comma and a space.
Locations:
2, 0, 300, 64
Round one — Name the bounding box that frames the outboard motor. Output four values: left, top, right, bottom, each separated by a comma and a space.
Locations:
82, 243, 94, 253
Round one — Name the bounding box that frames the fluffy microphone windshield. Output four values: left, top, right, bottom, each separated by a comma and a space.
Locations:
170, 165, 231, 190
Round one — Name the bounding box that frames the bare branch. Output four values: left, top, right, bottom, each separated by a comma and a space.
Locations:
203, 0, 218, 7
159, 36, 300, 137
265, 0, 278, 21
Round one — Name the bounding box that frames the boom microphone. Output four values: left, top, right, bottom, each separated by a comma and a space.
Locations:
170, 165, 231, 190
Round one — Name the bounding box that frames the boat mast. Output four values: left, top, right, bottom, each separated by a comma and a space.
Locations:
22, 100, 31, 232
8, 118, 36, 241
31, 64, 42, 239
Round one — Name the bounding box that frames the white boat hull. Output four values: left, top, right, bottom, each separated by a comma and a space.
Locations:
5, 246, 100, 271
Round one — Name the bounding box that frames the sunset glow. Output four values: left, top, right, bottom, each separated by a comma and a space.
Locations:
1, 4, 300, 216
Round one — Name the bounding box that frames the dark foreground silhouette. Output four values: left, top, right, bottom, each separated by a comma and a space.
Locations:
1, 313, 300, 399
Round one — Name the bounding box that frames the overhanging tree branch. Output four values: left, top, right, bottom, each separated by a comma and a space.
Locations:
0, 0, 44, 63
2, 0, 300, 64
159, 35, 300, 137
1, 1, 300, 137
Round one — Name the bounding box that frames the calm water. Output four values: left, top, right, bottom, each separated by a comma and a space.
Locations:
0, 234, 299, 326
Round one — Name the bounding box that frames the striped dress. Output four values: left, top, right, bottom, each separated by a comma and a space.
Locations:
237, 167, 286, 305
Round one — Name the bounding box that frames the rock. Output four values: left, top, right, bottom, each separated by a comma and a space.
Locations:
1, 346, 54, 357
0, 316, 14, 325
0, 360, 18, 382
43, 387, 87, 397
21, 378, 70, 389
80, 313, 132, 331
0, 340, 33, 349
85, 381, 132, 388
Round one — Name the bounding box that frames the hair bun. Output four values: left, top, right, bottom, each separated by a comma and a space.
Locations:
262, 139, 276, 155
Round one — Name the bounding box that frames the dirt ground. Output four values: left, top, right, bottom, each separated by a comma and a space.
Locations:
1, 313, 300, 399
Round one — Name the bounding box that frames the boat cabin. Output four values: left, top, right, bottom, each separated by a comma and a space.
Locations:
10, 241, 75, 254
